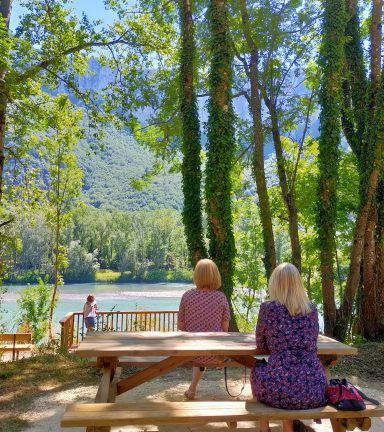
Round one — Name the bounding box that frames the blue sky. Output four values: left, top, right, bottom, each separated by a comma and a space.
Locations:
10, 0, 120, 30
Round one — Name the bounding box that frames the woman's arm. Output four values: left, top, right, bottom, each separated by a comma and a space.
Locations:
221, 320, 229, 332
256, 303, 268, 350
177, 321, 186, 331
177, 292, 187, 331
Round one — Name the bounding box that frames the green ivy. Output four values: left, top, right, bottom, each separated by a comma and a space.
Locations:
205, 0, 236, 308
179, 0, 207, 266
315, 0, 347, 334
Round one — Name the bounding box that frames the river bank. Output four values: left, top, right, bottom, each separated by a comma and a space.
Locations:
4, 268, 193, 286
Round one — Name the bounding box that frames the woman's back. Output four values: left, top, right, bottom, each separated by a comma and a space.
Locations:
252, 301, 328, 410
178, 289, 230, 332
257, 301, 318, 356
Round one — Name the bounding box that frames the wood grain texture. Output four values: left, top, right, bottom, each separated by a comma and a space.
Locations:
89, 356, 243, 368
116, 355, 196, 395
76, 332, 357, 358
61, 401, 384, 428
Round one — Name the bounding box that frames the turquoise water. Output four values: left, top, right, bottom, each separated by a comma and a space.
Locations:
1, 282, 193, 332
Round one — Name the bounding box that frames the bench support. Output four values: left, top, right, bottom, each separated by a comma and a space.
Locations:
116, 355, 196, 395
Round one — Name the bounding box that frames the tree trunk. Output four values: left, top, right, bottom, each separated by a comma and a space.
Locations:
361, 205, 377, 340
370, 0, 382, 102
264, 96, 301, 273
376, 175, 384, 340
206, 0, 237, 330
336, 140, 384, 340
316, 0, 346, 337
0, 0, 13, 207
239, 0, 276, 279
49, 216, 60, 342
180, 0, 207, 266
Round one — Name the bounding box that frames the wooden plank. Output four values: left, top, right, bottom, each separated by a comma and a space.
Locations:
0, 345, 33, 351
0, 333, 32, 342
116, 356, 196, 395
61, 401, 384, 428
226, 355, 256, 369
96, 366, 113, 403
76, 332, 357, 358
108, 367, 121, 403
89, 356, 243, 368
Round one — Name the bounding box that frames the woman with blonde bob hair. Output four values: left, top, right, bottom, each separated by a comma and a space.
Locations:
178, 259, 230, 399
251, 263, 327, 432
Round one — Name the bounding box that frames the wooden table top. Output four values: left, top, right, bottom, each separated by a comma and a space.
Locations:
75, 332, 358, 358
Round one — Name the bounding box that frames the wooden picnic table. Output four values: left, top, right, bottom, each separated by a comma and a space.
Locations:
66, 331, 384, 432
75, 331, 357, 399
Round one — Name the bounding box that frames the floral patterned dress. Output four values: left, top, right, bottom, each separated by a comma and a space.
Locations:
251, 301, 328, 409
178, 289, 231, 364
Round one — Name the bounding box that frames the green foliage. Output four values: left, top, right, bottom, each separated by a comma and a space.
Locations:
315, 0, 347, 293
179, 0, 207, 265
16, 276, 58, 344
205, 0, 236, 305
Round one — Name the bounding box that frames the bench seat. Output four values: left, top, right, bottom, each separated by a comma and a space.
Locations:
89, 356, 244, 368
61, 400, 384, 428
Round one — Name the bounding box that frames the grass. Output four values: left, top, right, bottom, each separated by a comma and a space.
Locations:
0, 348, 102, 431
330, 341, 384, 381
94, 268, 193, 283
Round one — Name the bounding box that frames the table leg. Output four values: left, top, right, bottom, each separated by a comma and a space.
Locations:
87, 358, 118, 432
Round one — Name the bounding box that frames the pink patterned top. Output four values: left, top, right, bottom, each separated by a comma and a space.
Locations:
178, 289, 231, 331
178, 289, 231, 364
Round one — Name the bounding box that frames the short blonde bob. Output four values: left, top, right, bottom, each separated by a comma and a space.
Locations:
268, 262, 312, 316
193, 259, 222, 291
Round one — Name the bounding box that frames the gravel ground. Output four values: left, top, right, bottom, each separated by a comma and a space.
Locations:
13, 367, 384, 432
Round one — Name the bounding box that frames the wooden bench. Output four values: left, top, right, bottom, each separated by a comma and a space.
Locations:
0, 333, 33, 361
61, 400, 384, 431
89, 356, 244, 368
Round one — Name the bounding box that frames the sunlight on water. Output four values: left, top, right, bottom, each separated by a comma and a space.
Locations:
1, 282, 193, 332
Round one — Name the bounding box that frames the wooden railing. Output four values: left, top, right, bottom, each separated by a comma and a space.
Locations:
60, 311, 178, 352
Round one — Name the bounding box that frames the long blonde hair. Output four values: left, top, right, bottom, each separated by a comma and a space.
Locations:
193, 259, 221, 290
268, 263, 312, 316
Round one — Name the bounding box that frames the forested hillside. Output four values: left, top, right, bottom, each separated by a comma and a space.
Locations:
75, 124, 183, 212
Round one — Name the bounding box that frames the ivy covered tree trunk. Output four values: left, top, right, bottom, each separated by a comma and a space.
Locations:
315, 0, 346, 337
375, 176, 384, 339
335, 0, 384, 341
337, 69, 384, 341
206, 0, 237, 330
359, 0, 382, 340
179, 0, 207, 266
239, 0, 276, 279
0, 0, 13, 206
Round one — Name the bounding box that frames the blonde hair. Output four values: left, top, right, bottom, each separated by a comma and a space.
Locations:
268, 263, 312, 316
193, 259, 221, 291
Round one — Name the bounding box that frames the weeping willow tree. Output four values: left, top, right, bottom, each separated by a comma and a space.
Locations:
179, 0, 207, 266
205, 0, 237, 330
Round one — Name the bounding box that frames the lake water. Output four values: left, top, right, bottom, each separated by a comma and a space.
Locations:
1, 282, 193, 332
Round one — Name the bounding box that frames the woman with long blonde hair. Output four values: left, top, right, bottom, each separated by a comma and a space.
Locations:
251, 263, 327, 432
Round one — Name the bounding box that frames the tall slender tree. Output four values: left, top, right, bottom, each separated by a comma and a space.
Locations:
315, 0, 346, 337
238, 0, 276, 279
205, 0, 237, 329
180, 0, 207, 266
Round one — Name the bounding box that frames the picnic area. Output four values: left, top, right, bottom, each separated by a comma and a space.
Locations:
2, 0, 384, 431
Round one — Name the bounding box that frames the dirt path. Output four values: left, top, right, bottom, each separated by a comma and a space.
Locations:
16, 367, 384, 432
